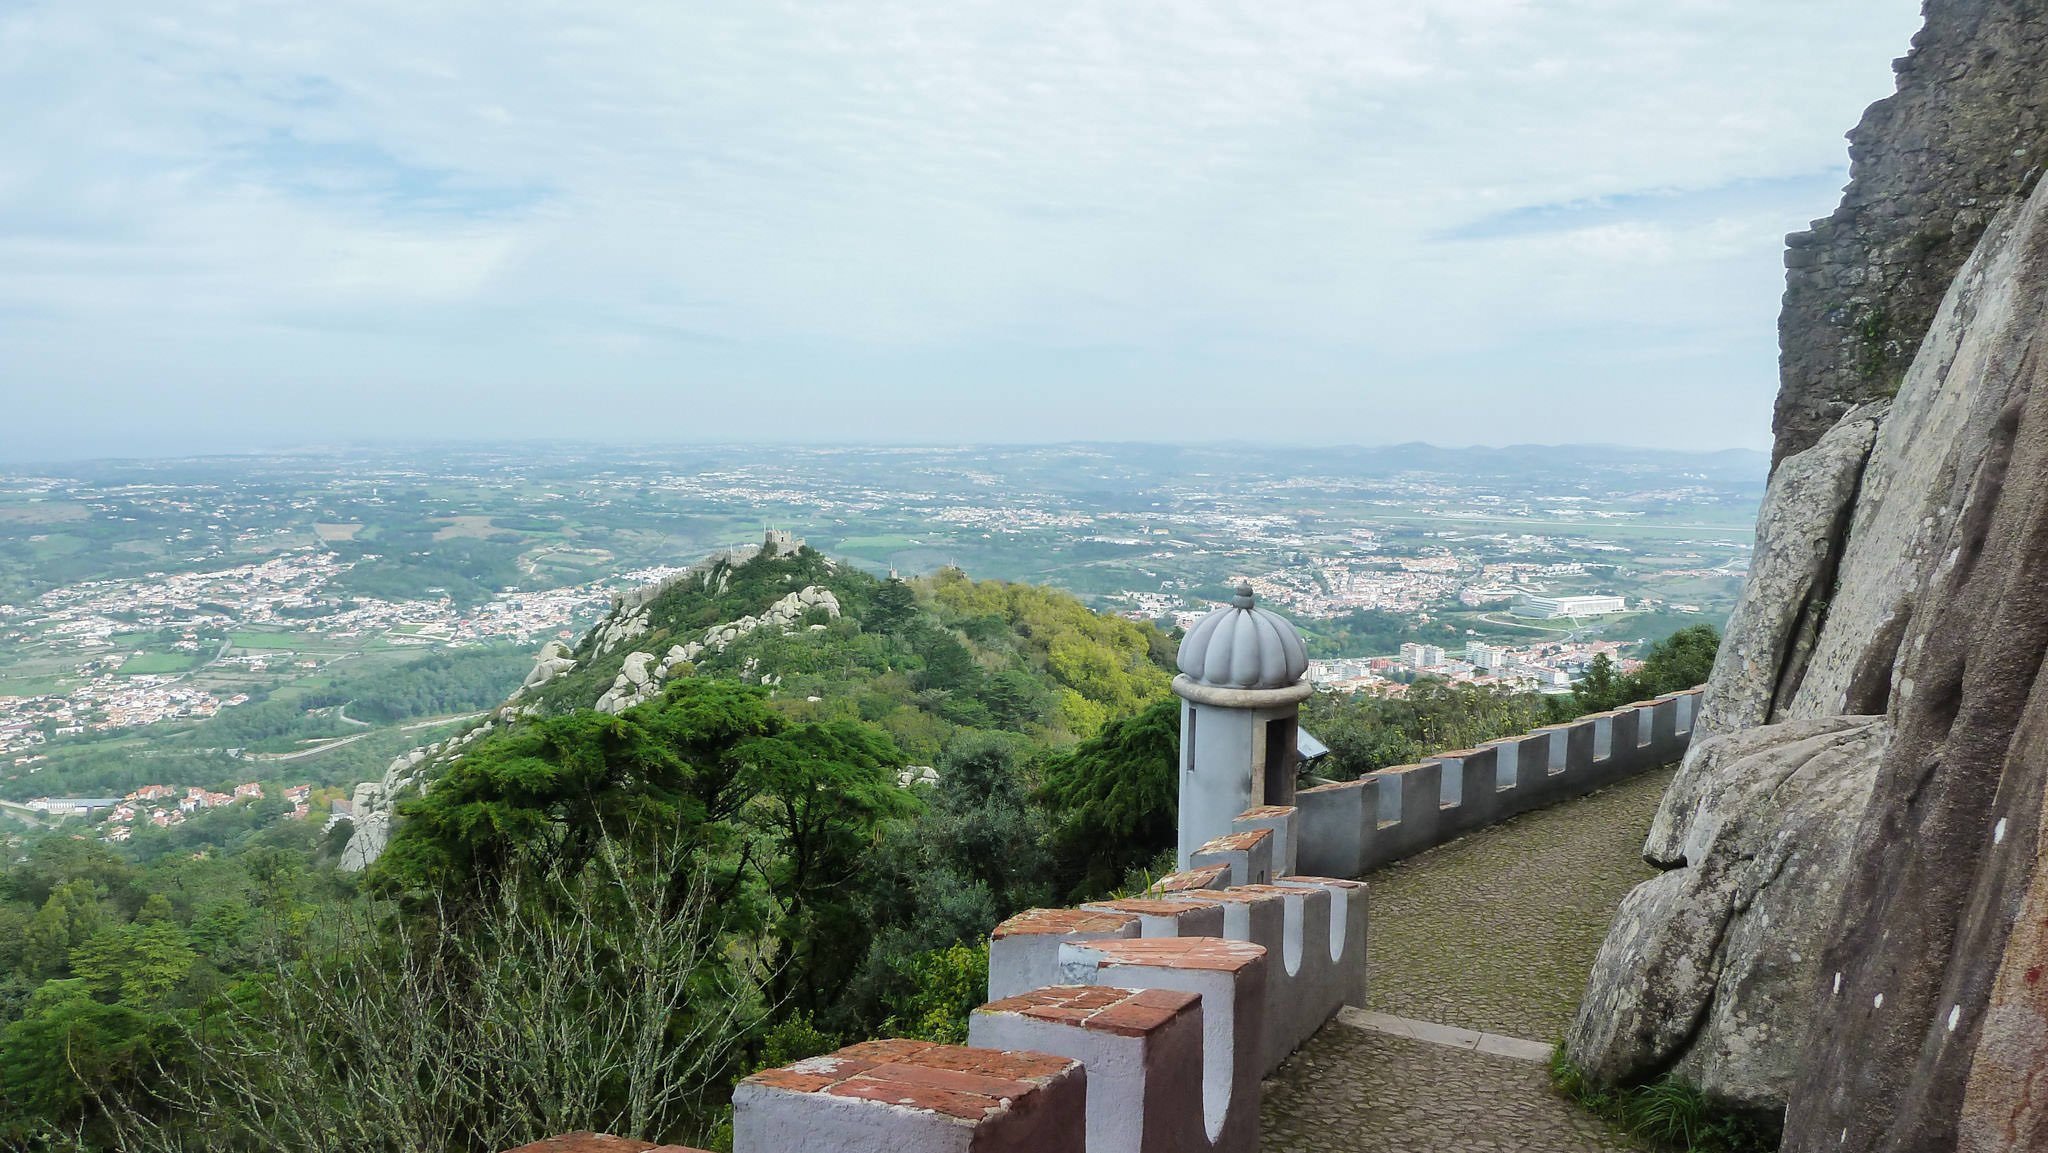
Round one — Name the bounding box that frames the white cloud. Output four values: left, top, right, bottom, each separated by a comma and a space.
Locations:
0, 0, 1927, 455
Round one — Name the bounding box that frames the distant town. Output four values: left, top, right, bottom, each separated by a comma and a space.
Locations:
0, 443, 1759, 848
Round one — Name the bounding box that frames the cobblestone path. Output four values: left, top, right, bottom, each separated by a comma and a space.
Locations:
1260, 767, 1676, 1152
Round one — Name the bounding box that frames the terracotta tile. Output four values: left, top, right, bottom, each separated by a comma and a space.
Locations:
921, 1047, 1076, 1082
1237, 804, 1297, 819
1149, 864, 1230, 892
1280, 875, 1366, 888
1127, 988, 1202, 1013
1198, 827, 1272, 853
991, 907, 1139, 938
863, 1061, 1037, 1101
1197, 886, 1285, 905
1233, 883, 1312, 898
828, 1076, 1001, 1121
1088, 1001, 1184, 1036
1085, 897, 1205, 917
501, 1134, 655, 1153
1080, 936, 1267, 972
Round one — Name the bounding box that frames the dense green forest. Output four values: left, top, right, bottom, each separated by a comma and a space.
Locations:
0, 538, 1719, 1151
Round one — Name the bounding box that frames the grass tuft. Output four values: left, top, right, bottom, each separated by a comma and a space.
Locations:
1549, 1046, 1779, 1153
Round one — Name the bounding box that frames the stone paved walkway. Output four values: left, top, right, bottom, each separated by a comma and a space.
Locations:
1260, 767, 1677, 1152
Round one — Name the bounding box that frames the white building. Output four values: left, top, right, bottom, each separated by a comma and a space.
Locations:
1465, 642, 1507, 669
1511, 593, 1629, 619
1399, 642, 1447, 669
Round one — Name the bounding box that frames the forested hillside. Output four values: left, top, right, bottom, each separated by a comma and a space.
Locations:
0, 534, 1716, 1151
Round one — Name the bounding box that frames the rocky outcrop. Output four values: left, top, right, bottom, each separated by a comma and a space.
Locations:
1783, 196, 2040, 720
1780, 162, 2048, 1153
1568, 718, 1885, 1108
518, 641, 576, 692
1580, 11, 2048, 1139
1774, 0, 2048, 467
664, 586, 842, 670
333, 710, 513, 871
332, 534, 837, 872
1691, 407, 1881, 742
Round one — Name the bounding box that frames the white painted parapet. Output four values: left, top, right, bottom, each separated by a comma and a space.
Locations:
1081, 896, 1227, 938
1154, 884, 1291, 1074
988, 908, 1140, 1001
1229, 804, 1300, 876
1277, 875, 1369, 1008
1056, 937, 1269, 1153
732, 1039, 1087, 1153
1189, 827, 1274, 887
1293, 774, 1382, 879
969, 985, 1207, 1153
1290, 689, 1706, 881
1230, 883, 1335, 1062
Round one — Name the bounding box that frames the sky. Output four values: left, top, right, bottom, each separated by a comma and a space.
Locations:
0, 0, 1929, 461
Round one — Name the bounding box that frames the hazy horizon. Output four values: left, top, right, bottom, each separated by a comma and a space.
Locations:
0, 436, 1775, 470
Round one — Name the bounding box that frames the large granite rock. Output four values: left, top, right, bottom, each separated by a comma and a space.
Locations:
1774, 0, 2048, 467
1782, 161, 2048, 1153
1568, 719, 1885, 1107
1785, 196, 2041, 721
1691, 409, 1881, 743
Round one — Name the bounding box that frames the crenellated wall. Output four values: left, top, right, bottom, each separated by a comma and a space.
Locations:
1296, 690, 1699, 879
515, 688, 1701, 1153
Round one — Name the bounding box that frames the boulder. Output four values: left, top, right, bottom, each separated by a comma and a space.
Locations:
1691, 406, 1882, 742
1646, 715, 1873, 867
621, 651, 653, 687
1569, 718, 1885, 1106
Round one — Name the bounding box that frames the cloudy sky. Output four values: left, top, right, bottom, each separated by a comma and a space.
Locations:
1, 1, 1927, 460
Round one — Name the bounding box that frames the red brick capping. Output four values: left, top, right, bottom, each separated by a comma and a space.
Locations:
740, 1040, 1080, 1123
1149, 864, 1229, 892
1230, 883, 1321, 898
1197, 828, 1271, 853
499, 1133, 711, 1153
991, 907, 1139, 938
1186, 886, 1284, 907
981, 984, 1201, 1037
1071, 936, 1267, 973
1237, 804, 1296, 819
1278, 875, 1366, 888
1297, 777, 1371, 794
1085, 897, 1214, 917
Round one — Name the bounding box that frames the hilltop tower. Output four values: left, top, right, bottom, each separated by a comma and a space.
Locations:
1172, 583, 1311, 867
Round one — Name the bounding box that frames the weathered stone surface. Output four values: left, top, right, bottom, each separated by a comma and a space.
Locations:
1957, 752, 2048, 1152
1672, 722, 1886, 1110
1774, 0, 2048, 467
1783, 154, 2048, 1153
1567, 868, 1722, 1087
1786, 196, 2039, 721
1569, 719, 1884, 1106
1645, 715, 1872, 868
1691, 409, 1880, 743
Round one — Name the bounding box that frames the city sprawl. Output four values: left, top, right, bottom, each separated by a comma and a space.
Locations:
0, 443, 1762, 837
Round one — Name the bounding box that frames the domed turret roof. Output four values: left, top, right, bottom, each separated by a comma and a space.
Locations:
1177, 583, 1309, 690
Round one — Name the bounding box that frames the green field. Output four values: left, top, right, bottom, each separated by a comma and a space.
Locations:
0, 675, 72, 697
229, 632, 310, 651
834, 534, 929, 551
118, 652, 200, 675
